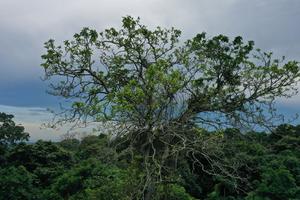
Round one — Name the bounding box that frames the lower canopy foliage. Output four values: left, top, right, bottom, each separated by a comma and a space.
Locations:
0, 121, 299, 200
40, 16, 300, 199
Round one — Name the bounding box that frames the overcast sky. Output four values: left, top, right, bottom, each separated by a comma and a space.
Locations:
1, 0, 300, 140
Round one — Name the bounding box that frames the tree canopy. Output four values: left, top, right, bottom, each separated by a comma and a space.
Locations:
42, 16, 299, 129
40, 16, 300, 199
0, 119, 299, 199
0, 112, 29, 146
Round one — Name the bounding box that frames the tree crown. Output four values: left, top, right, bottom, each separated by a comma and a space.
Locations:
41, 16, 300, 131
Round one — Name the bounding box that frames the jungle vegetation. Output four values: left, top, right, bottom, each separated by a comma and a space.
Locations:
1, 16, 300, 199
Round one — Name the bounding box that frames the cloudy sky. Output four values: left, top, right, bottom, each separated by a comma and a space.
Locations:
0, 0, 300, 140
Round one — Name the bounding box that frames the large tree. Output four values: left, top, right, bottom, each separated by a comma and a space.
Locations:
41, 16, 300, 199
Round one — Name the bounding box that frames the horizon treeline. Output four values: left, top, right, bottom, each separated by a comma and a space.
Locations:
1, 16, 300, 199
0, 112, 299, 199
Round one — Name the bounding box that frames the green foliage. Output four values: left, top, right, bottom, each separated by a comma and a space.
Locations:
0, 119, 299, 199
0, 112, 29, 146
59, 138, 80, 152
7, 140, 74, 187
41, 16, 300, 131
50, 159, 140, 200
77, 135, 118, 164
2, 15, 300, 200
252, 168, 299, 199
0, 143, 7, 166
155, 184, 195, 200
0, 166, 37, 200
40, 17, 300, 198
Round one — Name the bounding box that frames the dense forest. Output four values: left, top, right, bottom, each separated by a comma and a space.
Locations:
0, 112, 299, 199
1, 16, 300, 199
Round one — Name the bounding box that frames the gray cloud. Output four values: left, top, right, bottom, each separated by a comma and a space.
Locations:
0, 104, 94, 141
0, 0, 300, 103
1, 0, 300, 138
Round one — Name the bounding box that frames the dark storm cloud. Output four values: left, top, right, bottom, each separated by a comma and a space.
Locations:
1, 0, 300, 138
1, 0, 299, 82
